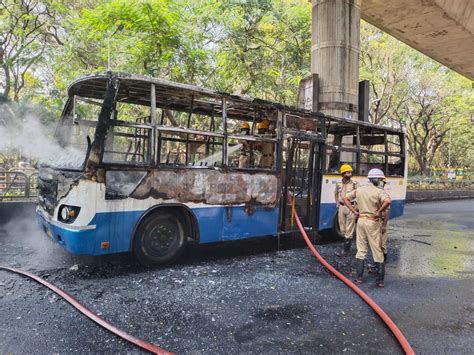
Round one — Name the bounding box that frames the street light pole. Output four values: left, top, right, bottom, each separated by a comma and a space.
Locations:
107, 24, 124, 71
448, 130, 451, 168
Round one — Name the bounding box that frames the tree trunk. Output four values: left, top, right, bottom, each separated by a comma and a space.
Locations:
0, 47, 11, 98
420, 160, 430, 176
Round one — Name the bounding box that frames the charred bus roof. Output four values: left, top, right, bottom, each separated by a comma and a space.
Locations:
68, 72, 404, 136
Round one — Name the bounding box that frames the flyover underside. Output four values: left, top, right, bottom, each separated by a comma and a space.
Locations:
361, 0, 474, 80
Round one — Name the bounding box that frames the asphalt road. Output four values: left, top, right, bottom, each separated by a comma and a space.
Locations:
0, 199, 473, 354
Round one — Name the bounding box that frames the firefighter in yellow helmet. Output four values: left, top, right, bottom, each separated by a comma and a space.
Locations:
256, 121, 267, 131
238, 122, 252, 168
335, 164, 359, 257
261, 118, 275, 134
240, 122, 250, 132
255, 120, 274, 168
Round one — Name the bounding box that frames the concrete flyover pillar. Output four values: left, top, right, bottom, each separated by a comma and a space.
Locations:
311, 0, 361, 120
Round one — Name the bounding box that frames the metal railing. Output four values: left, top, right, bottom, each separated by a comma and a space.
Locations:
407, 177, 474, 191
0, 170, 38, 202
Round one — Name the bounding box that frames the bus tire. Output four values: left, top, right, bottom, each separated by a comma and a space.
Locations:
133, 211, 186, 266
331, 211, 345, 240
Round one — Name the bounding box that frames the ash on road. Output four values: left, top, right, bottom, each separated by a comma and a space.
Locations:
0, 200, 473, 354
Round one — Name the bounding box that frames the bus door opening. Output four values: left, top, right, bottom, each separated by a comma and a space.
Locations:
281, 135, 324, 240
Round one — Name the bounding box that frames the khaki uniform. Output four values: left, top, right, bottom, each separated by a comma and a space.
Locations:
381, 224, 389, 254
238, 141, 252, 168
335, 180, 359, 239
381, 208, 390, 254
345, 184, 390, 263
255, 133, 274, 168
260, 141, 273, 168
238, 154, 249, 168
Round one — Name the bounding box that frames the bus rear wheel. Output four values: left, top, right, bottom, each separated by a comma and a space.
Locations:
331, 211, 345, 240
133, 211, 186, 266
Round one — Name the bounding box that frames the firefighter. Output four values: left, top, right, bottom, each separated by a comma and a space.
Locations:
368, 178, 390, 273
238, 122, 252, 168
343, 168, 391, 287
380, 177, 390, 262
335, 164, 359, 256
255, 120, 274, 168
262, 118, 272, 133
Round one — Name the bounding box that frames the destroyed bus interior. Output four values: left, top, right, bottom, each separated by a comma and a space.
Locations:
323, 117, 405, 178
36, 73, 406, 265
56, 74, 283, 171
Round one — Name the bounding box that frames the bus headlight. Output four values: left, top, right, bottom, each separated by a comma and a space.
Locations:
60, 206, 69, 221
58, 205, 81, 224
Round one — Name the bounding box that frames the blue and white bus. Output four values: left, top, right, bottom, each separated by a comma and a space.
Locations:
36, 72, 407, 265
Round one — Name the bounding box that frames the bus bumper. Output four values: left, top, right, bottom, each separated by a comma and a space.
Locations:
36, 207, 97, 255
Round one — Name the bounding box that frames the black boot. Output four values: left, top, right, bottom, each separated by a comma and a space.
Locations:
355, 259, 364, 284
368, 262, 379, 274
344, 239, 351, 253
376, 262, 385, 287
336, 239, 351, 257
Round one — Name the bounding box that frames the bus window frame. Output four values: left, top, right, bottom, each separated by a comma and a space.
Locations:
323, 118, 405, 177
94, 81, 282, 173
102, 120, 153, 167
71, 74, 404, 178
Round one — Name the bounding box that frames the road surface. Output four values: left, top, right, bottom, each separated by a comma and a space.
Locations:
0, 200, 473, 353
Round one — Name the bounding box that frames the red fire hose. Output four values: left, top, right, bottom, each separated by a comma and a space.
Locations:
289, 195, 415, 355
0, 265, 172, 355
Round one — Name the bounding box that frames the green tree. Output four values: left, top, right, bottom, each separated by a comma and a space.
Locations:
51, 0, 311, 105
52, 0, 211, 84
360, 21, 473, 175
207, 0, 311, 104
2, 1, 472, 177
0, 0, 63, 102
359, 22, 409, 125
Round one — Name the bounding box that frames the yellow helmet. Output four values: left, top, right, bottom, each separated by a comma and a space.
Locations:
257, 121, 268, 130
340, 164, 353, 174
240, 122, 250, 130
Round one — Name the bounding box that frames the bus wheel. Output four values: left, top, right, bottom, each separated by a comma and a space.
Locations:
331, 211, 345, 240
133, 211, 186, 266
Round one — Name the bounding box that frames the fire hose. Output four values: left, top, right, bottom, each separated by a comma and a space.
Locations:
0, 265, 171, 355
289, 194, 415, 355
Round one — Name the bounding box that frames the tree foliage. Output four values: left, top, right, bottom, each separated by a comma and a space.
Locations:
0, 0, 472, 175
0, 0, 64, 102
359, 22, 473, 174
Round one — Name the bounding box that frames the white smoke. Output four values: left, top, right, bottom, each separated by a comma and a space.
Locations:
0, 103, 86, 170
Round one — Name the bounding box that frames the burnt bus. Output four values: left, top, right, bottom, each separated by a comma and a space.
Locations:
37, 72, 406, 265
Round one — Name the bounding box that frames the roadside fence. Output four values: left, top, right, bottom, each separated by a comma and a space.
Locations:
0, 170, 38, 202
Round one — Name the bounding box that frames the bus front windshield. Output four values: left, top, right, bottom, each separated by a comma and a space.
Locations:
52, 95, 102, 170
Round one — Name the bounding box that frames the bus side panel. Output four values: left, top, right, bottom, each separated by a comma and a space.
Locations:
91, 210, 144, 255
191, 207, 224, 243
389, 199, 405, 219
319, 203, 337, 230
193, 206, 278, 243
221, 206, 279, 241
